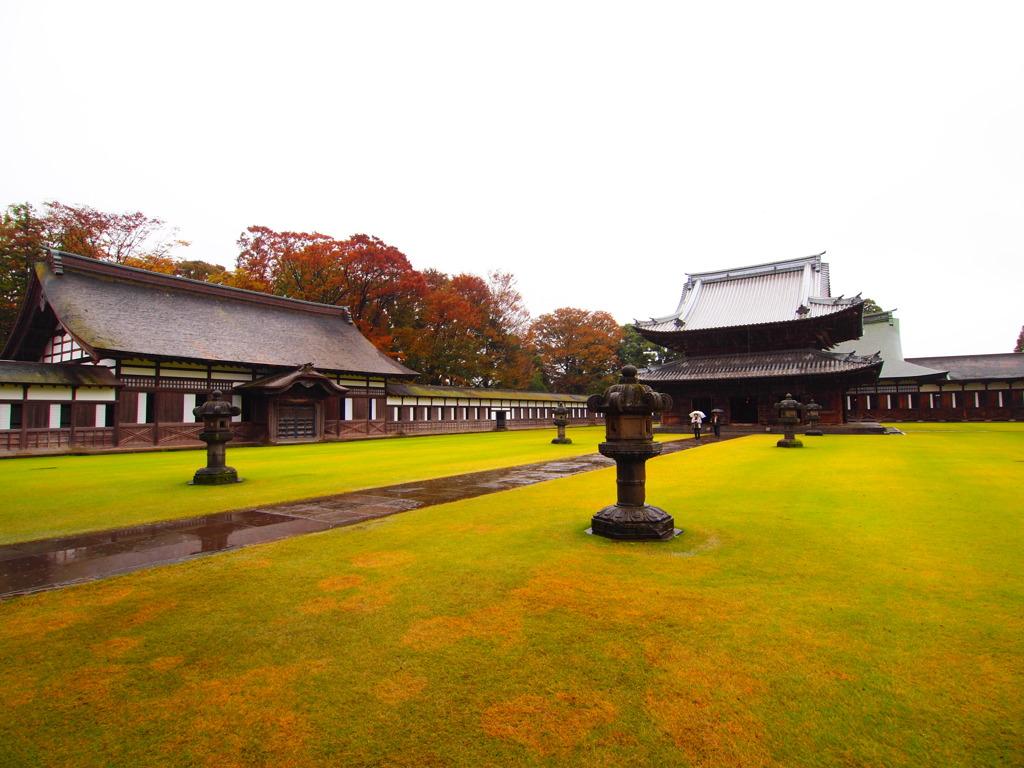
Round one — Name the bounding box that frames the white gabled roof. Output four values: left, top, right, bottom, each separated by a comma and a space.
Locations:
638, 253, 861, 333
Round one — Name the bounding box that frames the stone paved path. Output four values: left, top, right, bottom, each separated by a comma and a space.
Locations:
0, 437, 729, 598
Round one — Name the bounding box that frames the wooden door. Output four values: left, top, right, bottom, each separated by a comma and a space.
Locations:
277, 404, 317, 440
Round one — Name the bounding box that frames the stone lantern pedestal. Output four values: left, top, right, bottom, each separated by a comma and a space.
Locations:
551, 404, 572, 444
191, 390, 242, 485
587, 366, 677, 541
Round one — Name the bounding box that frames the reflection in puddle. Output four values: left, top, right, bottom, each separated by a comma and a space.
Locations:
0, 512, 331, 598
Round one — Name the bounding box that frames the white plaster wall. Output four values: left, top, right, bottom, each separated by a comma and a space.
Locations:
28, 386, 73, 401
75, 388, 117, 402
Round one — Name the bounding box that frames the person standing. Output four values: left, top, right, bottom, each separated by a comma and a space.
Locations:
689, 409, 705, 440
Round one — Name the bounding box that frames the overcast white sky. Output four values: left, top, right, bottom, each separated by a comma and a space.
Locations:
3, 1, 1022, 357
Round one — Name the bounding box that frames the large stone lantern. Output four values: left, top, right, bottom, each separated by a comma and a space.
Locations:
804, 398, 823, 436
774, 393, 804, 448
551, 404, 572, 444
191, 390, 242, 485
586, 365, 676, 541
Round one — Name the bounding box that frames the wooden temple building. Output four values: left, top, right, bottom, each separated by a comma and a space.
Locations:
0, 250, 594, 455
635, 254, 883, 426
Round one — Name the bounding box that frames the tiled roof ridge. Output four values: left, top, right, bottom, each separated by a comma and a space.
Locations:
681, 251, 827, 286
639, 347, 883, 382
907, 352, 1024, 363
42, 249, 356, 323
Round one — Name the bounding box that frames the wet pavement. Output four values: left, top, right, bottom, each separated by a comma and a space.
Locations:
0, 437, 725, 598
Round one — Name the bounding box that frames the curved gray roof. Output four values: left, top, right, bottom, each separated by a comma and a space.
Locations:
0, 360, 123, 387
23, 252, 418, 378
905, 353, 1024, 381
636, 254, 862, 333
640, 348, 882, 383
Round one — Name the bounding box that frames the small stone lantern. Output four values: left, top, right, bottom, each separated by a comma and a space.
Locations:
774, 393, 804, 448
586, 365, 676, 540
551, 404, 572, 444
191, 390, 242, 485
804, 398, 823, 436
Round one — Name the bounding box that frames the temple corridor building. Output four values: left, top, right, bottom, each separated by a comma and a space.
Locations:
833, 311, 1024, 422
0, 251, 593, 455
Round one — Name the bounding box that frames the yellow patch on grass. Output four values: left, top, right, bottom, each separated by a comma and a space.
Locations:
481, 690, 617, 756
372, 670, 428, 705
0, 671, 37, 707
126, 599, 178, 627
53, 664, 129, 713
642, 641, 769, 767
317, 574, 365, 591
78, 584, 136, 605
298, 596, 346, 614
149, 656, 185, 672
92, 636, 142, 658
351, 550, 414, 569
337, 584, 395, 612
402, 604, 524, 649
154, 665, 312, 766
0, 605, 85, 639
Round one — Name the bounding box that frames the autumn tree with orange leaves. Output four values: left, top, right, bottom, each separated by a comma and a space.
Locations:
0, 202, 192, 348
41, 202, 189, 270
397, 270, 538, 387
231, 226, 426, 353
529, 308, 624, 394
231, 225, 536, 384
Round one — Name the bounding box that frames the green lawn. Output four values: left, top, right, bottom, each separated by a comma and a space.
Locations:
0, 427, 634, 544
1, 426, 1022, 767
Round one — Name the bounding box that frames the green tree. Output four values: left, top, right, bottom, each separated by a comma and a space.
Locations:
861, 297, 883, 314
1014, 325, 1023, 353
618, 324, 681, 370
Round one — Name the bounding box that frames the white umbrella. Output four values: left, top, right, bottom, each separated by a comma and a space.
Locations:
688, 410, 706, 419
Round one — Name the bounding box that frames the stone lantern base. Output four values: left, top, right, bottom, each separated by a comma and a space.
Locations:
190, 465, 241, 485
589, 503, 677, 541
776, 437, 803, 448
